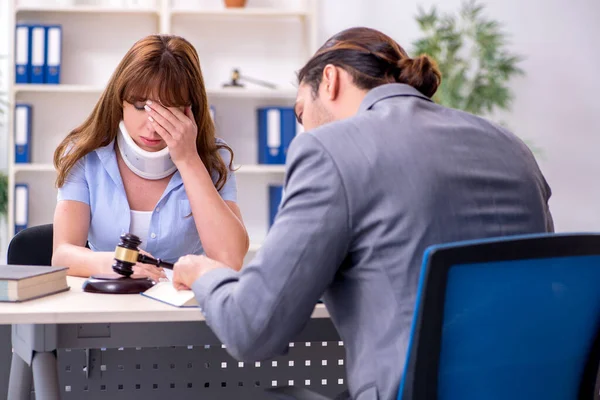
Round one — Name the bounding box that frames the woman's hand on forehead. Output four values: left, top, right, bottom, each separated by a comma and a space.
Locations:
144, 100, 199, 165
144, 95, 189, 114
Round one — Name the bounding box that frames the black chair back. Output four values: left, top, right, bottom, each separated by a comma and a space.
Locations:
7, 224, 54, 266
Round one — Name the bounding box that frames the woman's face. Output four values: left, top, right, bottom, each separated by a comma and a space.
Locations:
122, 99, 189, 152
122, 99, 167, 152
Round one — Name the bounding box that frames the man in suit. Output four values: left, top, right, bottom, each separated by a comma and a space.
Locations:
172, 27, 554, 400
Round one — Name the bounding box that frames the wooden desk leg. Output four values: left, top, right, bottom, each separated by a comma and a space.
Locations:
31, 352, 59, 400
7, 352, 32, 400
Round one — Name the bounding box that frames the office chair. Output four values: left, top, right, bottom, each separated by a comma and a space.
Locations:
6, 224, 91, 266
398, 233, 600, 400
4, 224, 55, 399
7, 224, 55, 266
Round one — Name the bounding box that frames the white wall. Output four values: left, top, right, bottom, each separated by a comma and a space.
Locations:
319, 0, 600, 232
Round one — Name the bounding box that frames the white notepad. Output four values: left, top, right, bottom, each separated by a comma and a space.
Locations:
141, 281, 197, 308
164, 268, 174, 281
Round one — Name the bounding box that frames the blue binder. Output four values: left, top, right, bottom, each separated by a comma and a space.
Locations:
14, 104, 32, 163
14, 24, 30, 83
44, 25, 62, 84
14, 184, 29, 234
29, 25, 46, 84
257, 107, 298, 164
268, 185, 284, 227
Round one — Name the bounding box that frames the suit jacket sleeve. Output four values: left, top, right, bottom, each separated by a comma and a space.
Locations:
191, 132, 351, 361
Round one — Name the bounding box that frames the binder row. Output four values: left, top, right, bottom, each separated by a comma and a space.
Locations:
258, 106, 303, 165
212, 105, 302, 165
258, 107, 300, 227
14, 184, 29, 234
15, 24, 62, 84
14, 103, 33, 164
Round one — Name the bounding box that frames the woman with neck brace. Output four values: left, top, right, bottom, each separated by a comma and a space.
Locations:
51, 34, 249, 281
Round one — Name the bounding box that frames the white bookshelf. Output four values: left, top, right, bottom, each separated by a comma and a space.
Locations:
170, 7, 308, 17
13, 84, 104, 93
15, 5, 160, 14
6, 0, 318, 260
14, 84, 298, 99
12, 163, 56, 172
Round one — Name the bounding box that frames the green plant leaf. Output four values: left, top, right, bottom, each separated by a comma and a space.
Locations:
411, 0, 525, 120
0, 172, 7, 217
415, 6, 439, 31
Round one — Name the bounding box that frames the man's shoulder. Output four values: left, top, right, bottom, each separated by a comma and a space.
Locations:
298, 116, 366, 152
307, 113, 371, 138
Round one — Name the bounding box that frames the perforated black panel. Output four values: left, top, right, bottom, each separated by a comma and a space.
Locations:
57, 342, 347, 399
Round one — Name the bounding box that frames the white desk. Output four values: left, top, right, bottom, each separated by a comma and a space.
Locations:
0, 277, 338, 400
0, 277, 331, 324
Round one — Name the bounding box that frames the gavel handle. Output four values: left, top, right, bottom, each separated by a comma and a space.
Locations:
137, 254, 174, 270
240, 74, 277, 89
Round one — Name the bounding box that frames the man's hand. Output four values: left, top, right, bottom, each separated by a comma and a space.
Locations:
172, 254, 225, 290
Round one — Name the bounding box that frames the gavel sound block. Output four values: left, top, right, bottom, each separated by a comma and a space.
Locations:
82, 233, 174, 294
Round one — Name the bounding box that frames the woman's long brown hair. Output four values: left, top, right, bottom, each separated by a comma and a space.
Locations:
54, 34, 233, 190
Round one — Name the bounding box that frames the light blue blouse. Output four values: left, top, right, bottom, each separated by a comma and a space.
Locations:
56, 138, 237, 263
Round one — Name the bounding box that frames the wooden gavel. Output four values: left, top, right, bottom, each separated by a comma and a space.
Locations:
112, 233, 173, 278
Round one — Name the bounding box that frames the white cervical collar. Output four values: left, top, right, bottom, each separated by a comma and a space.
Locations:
116, 120, 177, 180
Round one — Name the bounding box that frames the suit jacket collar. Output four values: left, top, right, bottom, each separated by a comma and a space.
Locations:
358, 83, 433, 112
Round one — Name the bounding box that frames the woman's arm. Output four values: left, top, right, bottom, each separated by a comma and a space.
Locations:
178, 157, 249, 270
145, 102, 249, 270
51, 200, 114, 276
52, 200, 168, 281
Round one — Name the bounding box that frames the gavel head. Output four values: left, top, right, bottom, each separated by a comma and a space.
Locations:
231, 68, 240, 83
112, 233, 142, 277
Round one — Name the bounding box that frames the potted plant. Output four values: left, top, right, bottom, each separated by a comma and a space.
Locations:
224, 0, 247, 8
411, 0, 524, 119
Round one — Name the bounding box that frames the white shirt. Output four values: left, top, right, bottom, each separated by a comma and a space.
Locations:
129, 210, 152, 250
130, 210, 175, 281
